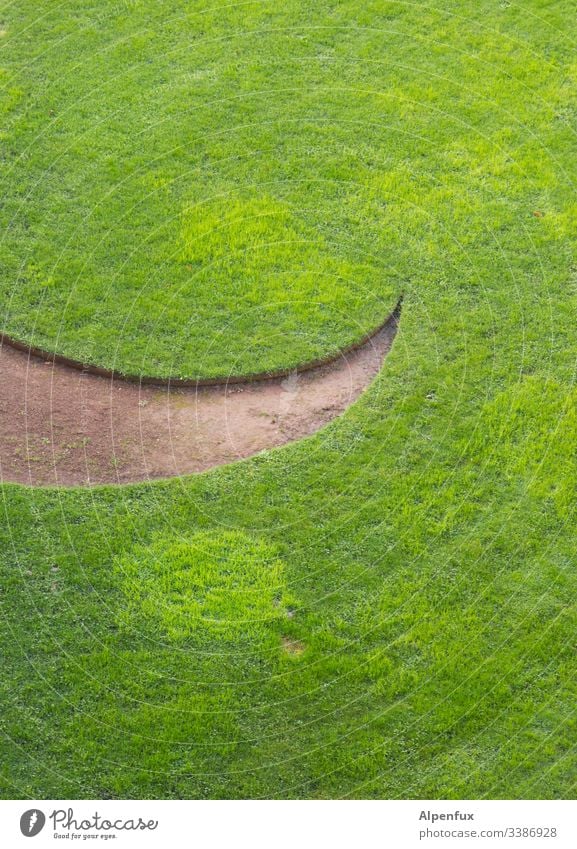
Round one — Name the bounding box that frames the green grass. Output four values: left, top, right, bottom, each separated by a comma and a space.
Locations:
2, 0, 577, 799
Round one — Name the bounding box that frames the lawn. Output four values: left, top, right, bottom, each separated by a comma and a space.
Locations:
1, 0, 577, 799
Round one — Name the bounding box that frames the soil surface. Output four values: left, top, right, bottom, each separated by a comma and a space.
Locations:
0, 312, 398, 487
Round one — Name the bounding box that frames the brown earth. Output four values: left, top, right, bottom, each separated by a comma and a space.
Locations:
0, 310, 398, 487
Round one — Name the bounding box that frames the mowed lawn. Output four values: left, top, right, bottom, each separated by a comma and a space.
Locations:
1, 0, 577, 798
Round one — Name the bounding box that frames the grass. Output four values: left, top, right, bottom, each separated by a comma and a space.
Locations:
0, 0, 408, 378
1, 0, 577, 799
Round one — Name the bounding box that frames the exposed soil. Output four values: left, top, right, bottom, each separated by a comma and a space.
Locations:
0, 310, 398, 487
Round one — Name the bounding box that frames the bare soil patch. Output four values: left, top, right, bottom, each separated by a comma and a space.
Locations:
0, 309, 398, 487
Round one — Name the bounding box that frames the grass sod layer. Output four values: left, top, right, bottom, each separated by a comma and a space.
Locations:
1, 0, 577, 799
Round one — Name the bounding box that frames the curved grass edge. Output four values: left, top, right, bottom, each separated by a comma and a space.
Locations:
0, 296, 403, 388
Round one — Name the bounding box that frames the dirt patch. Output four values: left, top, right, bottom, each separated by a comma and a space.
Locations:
282, 636, 306, 656
0, 308, 399, 487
